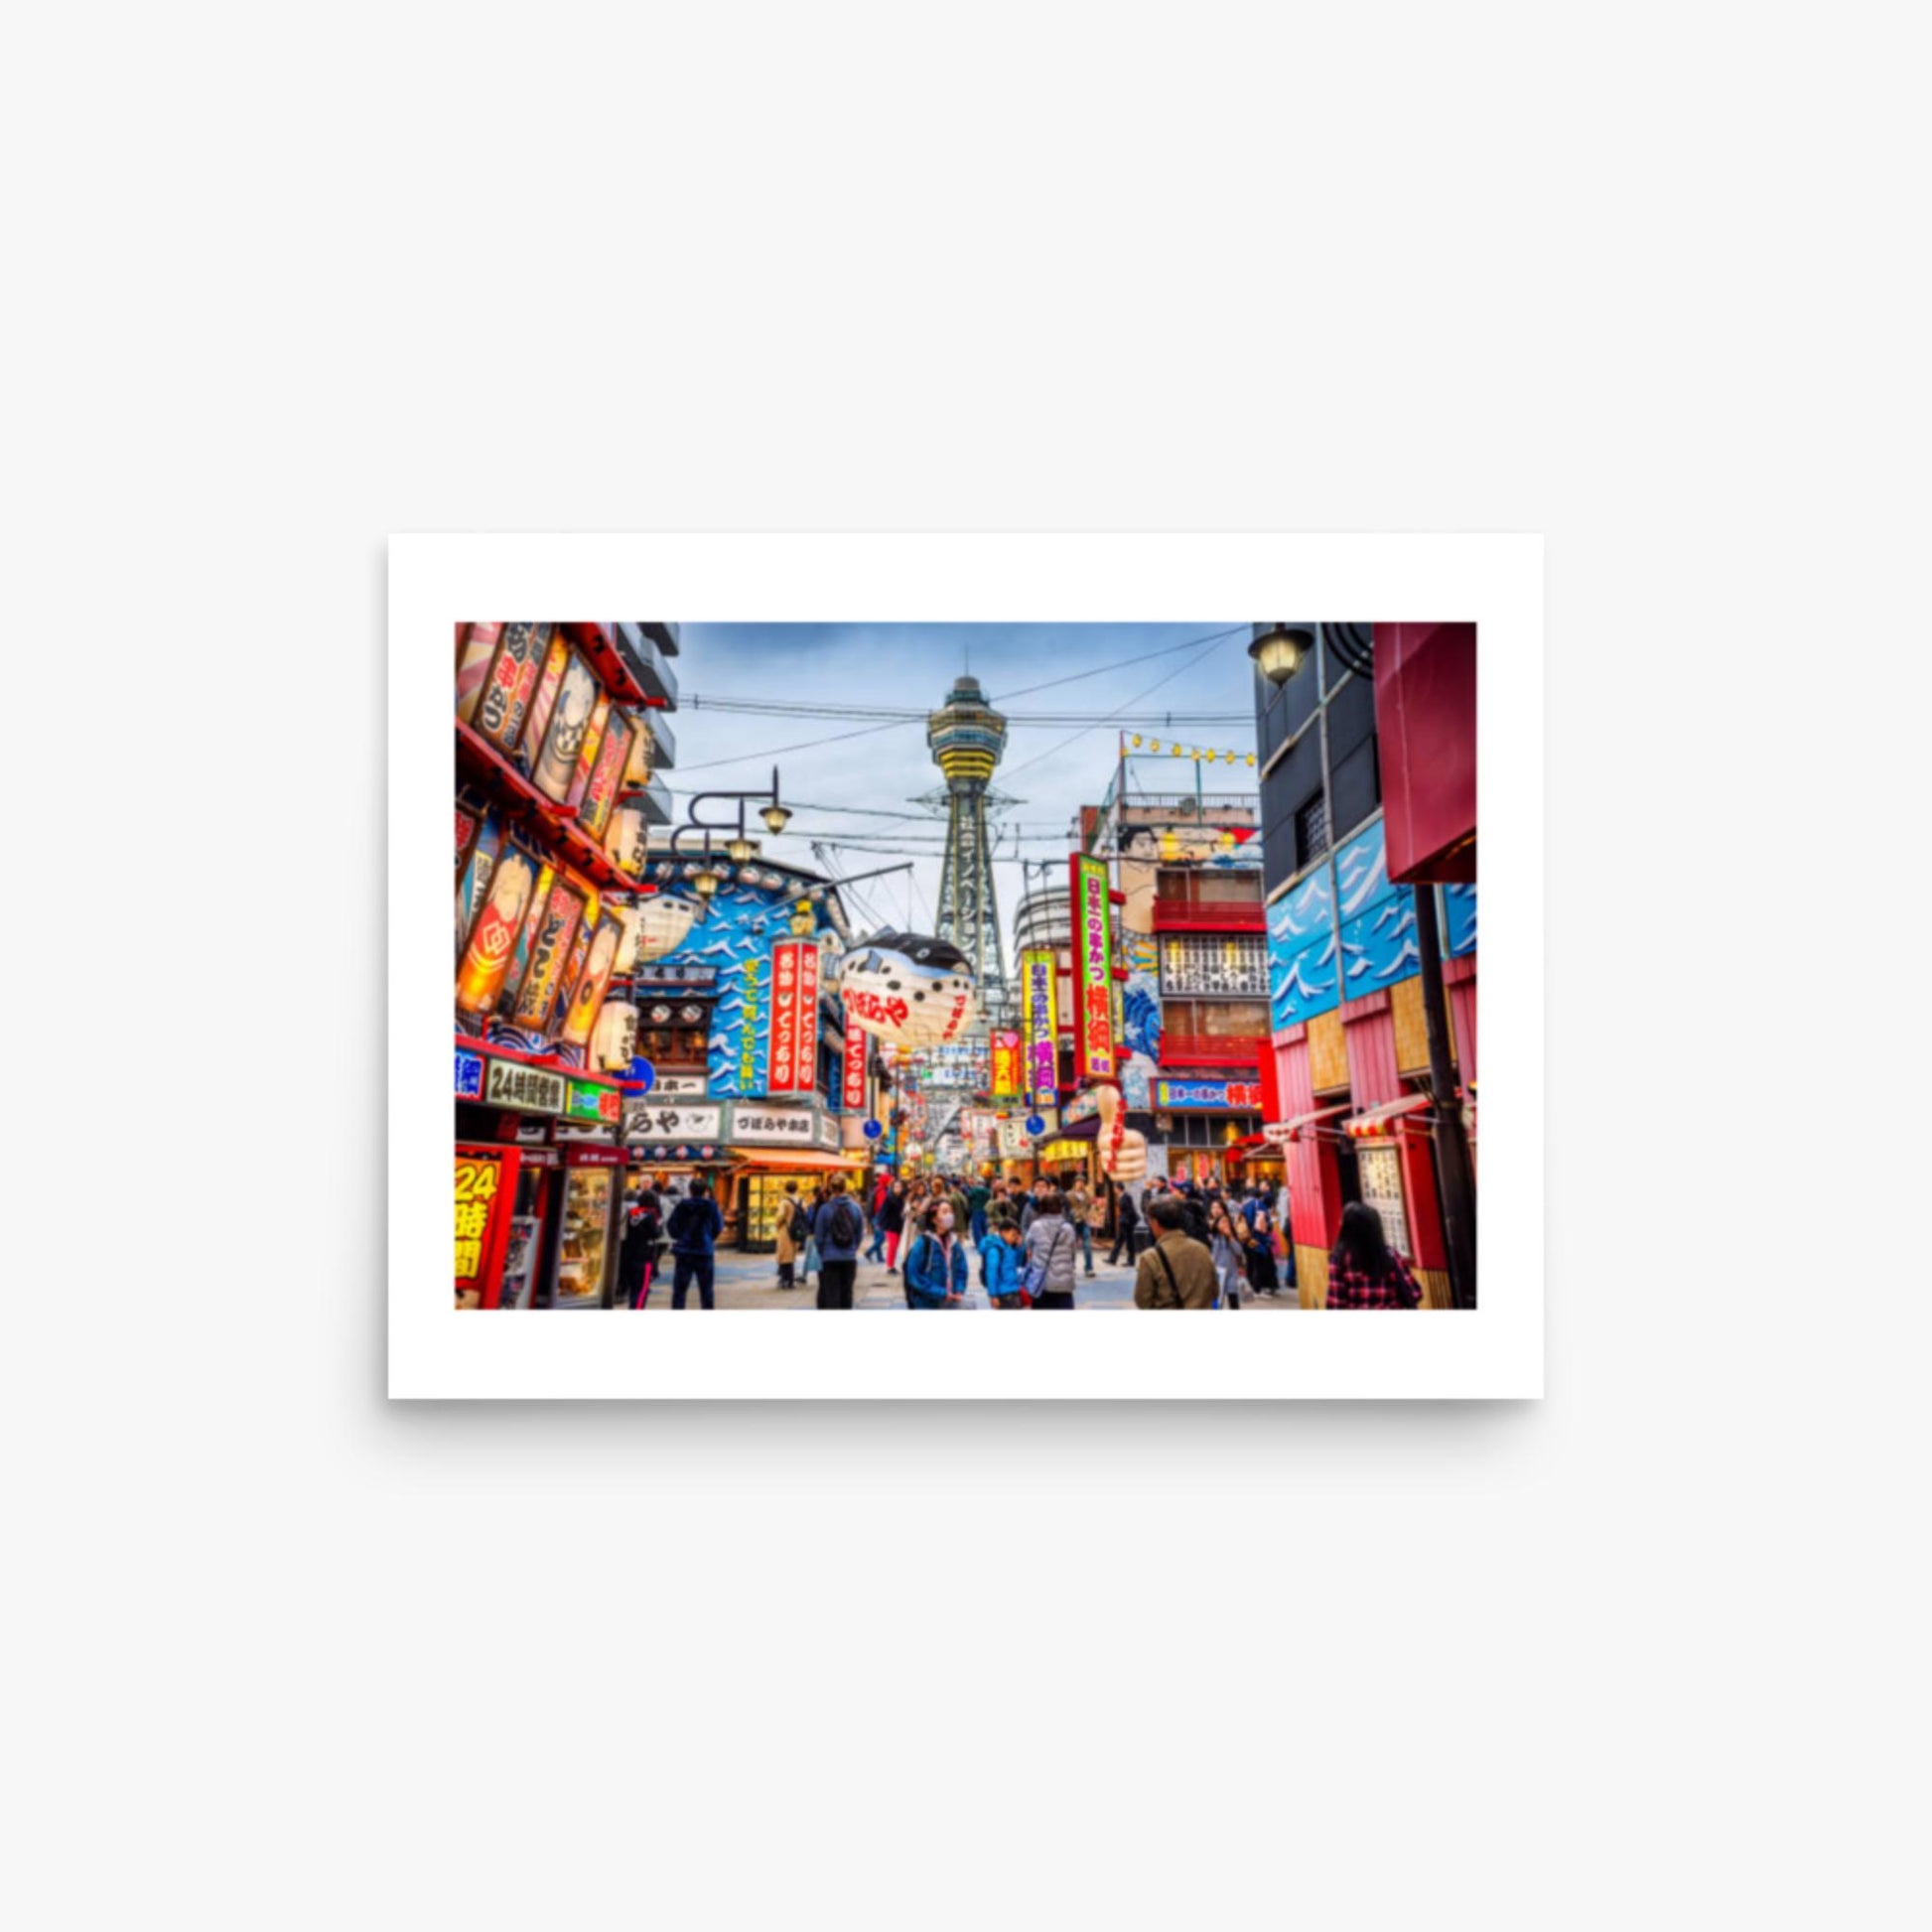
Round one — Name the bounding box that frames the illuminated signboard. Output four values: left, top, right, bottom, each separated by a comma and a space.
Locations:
1154, 1078, 1264, 1111
1069, 854, 1116, 1080
842, 1004, 869, 1111
455, 1144, 520, 1309
765, 940, 821, 1095
1022, 949, 1057, 1108
566, 1076, 622, 1124
455, 1048, 484, 1100
989, 1029, 1022, 1099
483, 1057, 567, 1116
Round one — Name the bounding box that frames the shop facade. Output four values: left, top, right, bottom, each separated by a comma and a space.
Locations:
1252, 621, 1478, 1308
456, 1038, 627, 1308
454, 618, 679, 1309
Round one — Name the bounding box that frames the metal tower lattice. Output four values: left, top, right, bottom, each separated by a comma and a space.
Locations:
926, 675, 1011, 1024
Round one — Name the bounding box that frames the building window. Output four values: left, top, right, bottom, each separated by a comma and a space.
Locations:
1297, 794, 1329, 867
1160, 933, 1269, 997
1162, 999, 1269, 1039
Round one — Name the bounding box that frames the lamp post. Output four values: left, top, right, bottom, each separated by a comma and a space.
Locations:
671, 765, 791, 860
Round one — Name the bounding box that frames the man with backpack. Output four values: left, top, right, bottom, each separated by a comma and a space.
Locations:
666, 1177, 725, 1310
811, 1175, 865, 1310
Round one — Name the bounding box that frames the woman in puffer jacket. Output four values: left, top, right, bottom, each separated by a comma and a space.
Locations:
1022, 1189, 1080, 1309
902, 1200, 971, 1308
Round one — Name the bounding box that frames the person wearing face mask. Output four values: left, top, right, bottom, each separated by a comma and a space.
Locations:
902, 1199, 970, 1308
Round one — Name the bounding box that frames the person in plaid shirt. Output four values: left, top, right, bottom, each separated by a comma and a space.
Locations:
1325, 1202, 1423, 1310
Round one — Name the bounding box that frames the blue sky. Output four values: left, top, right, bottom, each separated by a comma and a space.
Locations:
672, 622, 1263, 974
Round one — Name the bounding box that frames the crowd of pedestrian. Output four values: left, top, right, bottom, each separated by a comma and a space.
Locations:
617, 1166, 1423, 1311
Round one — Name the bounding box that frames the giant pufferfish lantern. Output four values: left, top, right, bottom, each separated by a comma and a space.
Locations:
1063, 1080, 1148, 1181
836, 931, 979, 1049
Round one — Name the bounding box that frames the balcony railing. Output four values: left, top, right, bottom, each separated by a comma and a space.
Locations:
1160, 1034, 1265, 1068
1152, 897, 1266, 931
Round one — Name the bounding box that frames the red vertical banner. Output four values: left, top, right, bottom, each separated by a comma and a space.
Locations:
796, 942, 821, 1094
1070, 853, 1117, 1080
842, 1000, 870, 1110
455, 1144, 521, 1310
767, 941, 801, 1093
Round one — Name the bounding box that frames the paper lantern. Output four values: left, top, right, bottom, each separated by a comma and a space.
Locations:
630, 894, 699, 963
835, 931, 978, 1049
592, 999, 638, 1072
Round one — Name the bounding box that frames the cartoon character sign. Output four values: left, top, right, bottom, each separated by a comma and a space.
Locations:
834, 932, 979, 1050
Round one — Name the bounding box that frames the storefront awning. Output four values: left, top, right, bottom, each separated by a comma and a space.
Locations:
731, 1149, 867, 1172
1342, 1093, 1433, 1139
1264, 1104, 1348, 1146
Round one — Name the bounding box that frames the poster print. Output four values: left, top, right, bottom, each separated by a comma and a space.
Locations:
413, 537, 1536, 1402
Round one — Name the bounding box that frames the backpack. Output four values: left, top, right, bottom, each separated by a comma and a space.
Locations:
827, 1196, 862, 1250
787, 1198, 811, 1243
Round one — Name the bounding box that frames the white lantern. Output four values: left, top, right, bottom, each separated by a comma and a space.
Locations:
835, 931, 979, 1050
592, 1000, 638, 1072
632, 895, 698, 963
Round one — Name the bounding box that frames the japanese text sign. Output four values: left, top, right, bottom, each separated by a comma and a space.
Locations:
1069, 854, 1116, 1080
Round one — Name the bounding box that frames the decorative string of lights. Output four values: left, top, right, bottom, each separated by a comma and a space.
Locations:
1124, 734, 1258, 766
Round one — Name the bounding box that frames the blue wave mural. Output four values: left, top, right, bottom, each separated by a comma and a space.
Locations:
1268, 860, 1340, 1029
648, 882, 793, 1099
1265, 818, 1463, 1031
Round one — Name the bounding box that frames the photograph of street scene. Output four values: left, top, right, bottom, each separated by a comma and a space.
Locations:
455, 621, 1476, 1311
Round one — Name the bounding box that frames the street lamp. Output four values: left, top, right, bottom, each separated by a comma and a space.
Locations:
1248, 623, 1311, 686
726, 835, 754, 864
692, 862, 722, 899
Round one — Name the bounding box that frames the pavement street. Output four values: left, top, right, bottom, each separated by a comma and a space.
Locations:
634, 1245, 1302, 1311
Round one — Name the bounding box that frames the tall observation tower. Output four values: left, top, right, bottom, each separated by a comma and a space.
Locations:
926, 675, 1010, 1022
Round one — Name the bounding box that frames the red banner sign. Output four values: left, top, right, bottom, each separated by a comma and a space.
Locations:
842, 1001, 869, 1110
767, 941, 820, 1095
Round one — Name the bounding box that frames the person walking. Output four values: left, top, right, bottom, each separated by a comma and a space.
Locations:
1324, 1202, 1424, 1310
665, 1177, 724, 1310
811, 1176, 865, 1310
979, 1216, 1027, 1309
966, 1175, 991, 1246
864, 1175, 891, 1262
1022, 1188, 1079, 1309
1067, 1177, 1098, 1279
1019, 1177, 1052, 1240
880, 1179, 906, 1273
1206, 1188, 1247, 1309
1133, 1193, 1220, 1309
1244, 1190, 1283, 1296
619, 1187, 664, 1310
1106, 1184, 1140, 1267
774, 1181, 807, 1291
903, 1200, 970, 1308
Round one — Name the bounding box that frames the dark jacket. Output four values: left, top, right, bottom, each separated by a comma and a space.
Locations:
666, 1194, 723, 1256
812, 1193, 866, 1263
619, 1204, 662, 1297
880, 1190, 905, 1232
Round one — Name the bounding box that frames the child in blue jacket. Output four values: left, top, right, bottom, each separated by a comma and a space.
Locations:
980, 1220, 1027, 1310
903, 1204, 971, 1308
